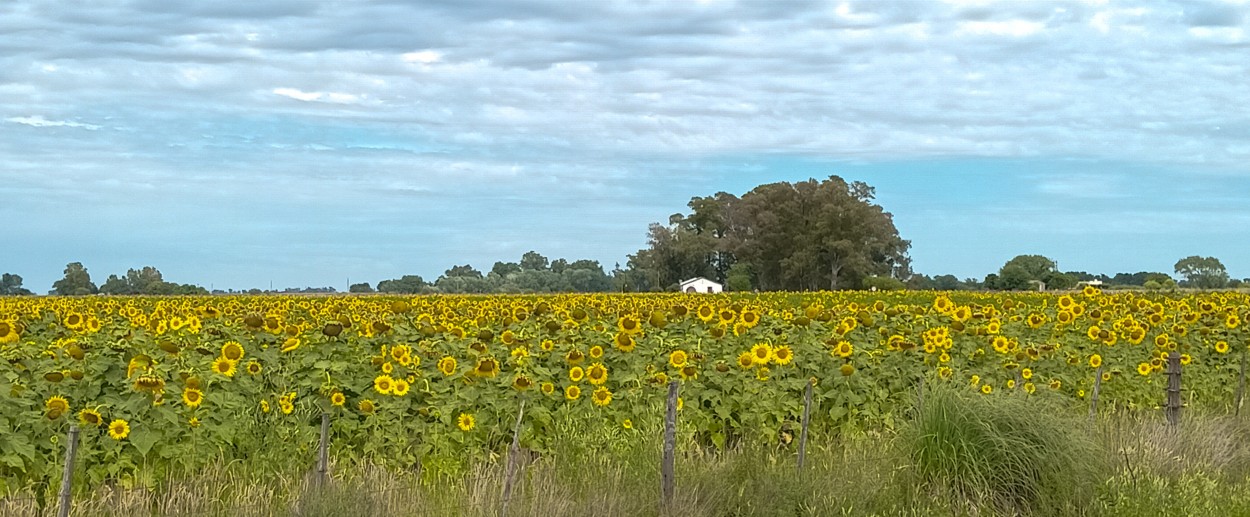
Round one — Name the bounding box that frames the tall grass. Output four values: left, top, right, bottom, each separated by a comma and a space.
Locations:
6, 397, 1250, 516
903, 386, 1105, 516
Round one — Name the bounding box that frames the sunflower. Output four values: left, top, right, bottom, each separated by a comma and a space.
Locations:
565, 348, 585, 365
438, 356, 457, 376
696, 304, 715, 322
669, 350, 689, 369
937, 366, 953, 379
614, 332, 636, 352
221, 341, 245, 362
78, 408, 103, 427
358, 399, 376, 414
45, 395, 70, 420
246, 360, 262, 375
680, 365, 698, 380
212, 357, 237, 377
374, 375, 395, 395
279, 399, 294, 414
393, 379, 411, 396
750, 343, 772, 365
617, 314, 642, 335
1228, 314, 1241, 329
1021, 368, 1033, 380
831, 341, 853, 359
474, 357, 501, 378
1049, 379, 1062, 390
565, 384, 582, 400
622, 419, 633, 430
739, 309, 761, 328
591, 387, 613, 407
182, 388, 204, 408
541, 382, 555, 395
737, 351, 755, 369
589, 345, 604, 359
569, 366, 585, 382
1181, 353, 1193, 366
1089, 354, 1102, 369
981, 384, 993, 395
381, 362, 394, 375
260, 399, 271, 413
0, 321, 17, 344
1024, 382, 1036, 394
586, 363, 608, 385
457, 413, 476, 431
277, 337, 299, 353
541, 339, 555, 352
1216, 341, 1230, 354
512, 374, 533, 391
1137, 363, 1152, 376
755, 366, 770, 381
840, 363, 855, 376
108, 419, 131, 440
330, 391, 346, 406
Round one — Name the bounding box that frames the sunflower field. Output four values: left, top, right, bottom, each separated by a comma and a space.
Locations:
0, 288, 1247, 493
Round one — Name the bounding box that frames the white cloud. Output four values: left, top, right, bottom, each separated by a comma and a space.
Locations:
957, 19, 1046, 37
5, 115, 100, 130
401, 50, 442, 64
272, 88, 363, 104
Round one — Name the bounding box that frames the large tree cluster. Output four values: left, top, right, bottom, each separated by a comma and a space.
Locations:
619, 176, 912, 291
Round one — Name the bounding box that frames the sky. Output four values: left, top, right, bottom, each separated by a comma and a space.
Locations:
2, 0, 1248, 292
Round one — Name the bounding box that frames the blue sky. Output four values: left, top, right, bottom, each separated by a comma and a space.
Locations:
2, 0, 1248, 292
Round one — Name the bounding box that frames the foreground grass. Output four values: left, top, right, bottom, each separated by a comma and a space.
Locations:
6, 395, 1250, 516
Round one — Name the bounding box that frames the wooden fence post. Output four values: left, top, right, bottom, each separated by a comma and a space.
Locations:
1088, 365, 1104, 423
661, 380, 679, 514
57, 425, 80, 517
1236, 348, 1247, 417
501, 400, 526, 517
797, 380, 814, 472
316, 413, 330, 489
1166, 352, 1182, 427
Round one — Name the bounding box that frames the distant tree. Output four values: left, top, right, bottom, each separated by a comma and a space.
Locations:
1174, 256, 1229, 289
99, 274, 134, 295
982, 273, 1001, 290
1002, 255, 1058, 280
862, 275, 906, 291
0, 273, 33, 296
349, 283, 375, 293
932, 274, 962, 291
52, 262, 97, 296
997, 264, 1035, 291
491, 261, 521, 278
726, 262, 753, 291
443, 265, 483, 279
377, 275, 427, 294
1044, 272, 1077, 290
519, 251, 550, 271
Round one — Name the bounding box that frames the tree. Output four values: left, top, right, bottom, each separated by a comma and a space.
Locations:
862, 275, 906, 291
726, 263, 753, 292
519, 251, 549, 271
491, 261, 521, 278
349, 283, 375, 293
52, 262, 97, 296
99, 274, 134, 295
1174, 256, 1229, 289
625, 176, 910, 292
377, 275, 427, 294
932, 274, 962, 291
443, 265, 483, 279
0, 273, 32, 296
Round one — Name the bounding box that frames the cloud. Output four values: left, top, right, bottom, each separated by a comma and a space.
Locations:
2, 0, 1249, 289
6, 115, 100, 130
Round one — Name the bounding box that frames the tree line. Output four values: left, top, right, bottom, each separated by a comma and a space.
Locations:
0, 176, 1243, 296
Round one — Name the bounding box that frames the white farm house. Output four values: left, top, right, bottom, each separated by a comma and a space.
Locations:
680, 277, 723, 293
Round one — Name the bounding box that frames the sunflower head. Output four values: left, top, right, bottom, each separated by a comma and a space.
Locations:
78, 408, 103, 427
457, 413, 476, 431
108, 419, 130, 440
591, 387, 613, 407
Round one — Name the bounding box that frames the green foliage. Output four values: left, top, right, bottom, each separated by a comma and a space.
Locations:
861, 275, 905, 291
376, 275, 426, 294
904, 386, 1104, 515
51, 262, 97, 296
725, 263, 752, 292
624, 176, 911, 291
1175, 256, 1229, 289
0, 274, 32, 296
348, 283, 375, 293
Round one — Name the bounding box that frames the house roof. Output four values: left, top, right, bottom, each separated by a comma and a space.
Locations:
680, 277, 722, 286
